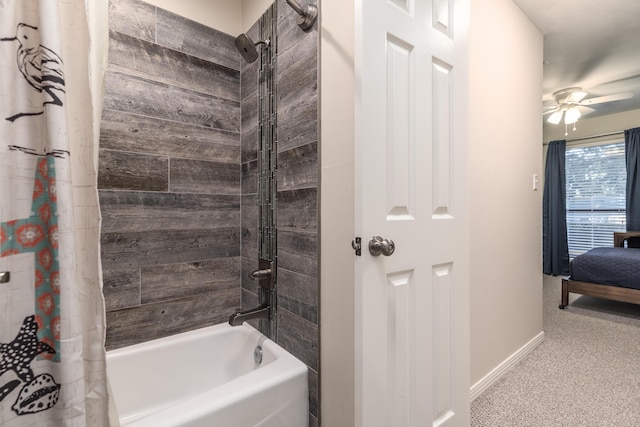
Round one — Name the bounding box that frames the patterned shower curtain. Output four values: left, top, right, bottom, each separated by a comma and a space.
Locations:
0, 0, 109, 425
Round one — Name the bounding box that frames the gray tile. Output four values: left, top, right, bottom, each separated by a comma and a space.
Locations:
108, 30, 240, 102
105, 288, 240, 350
242, 160, 258, 195
308, 368, 319, 419
241, 287, 258, 308
277, 47, 317, 114
277, 320, 318, 369
277, 188, 318, 232
277, 229, 317, 278
241, 60, 259, 101
277, 93, 318, 152
241, 257, 260, 294
277, 20, 317, 73
241, 94, 258, 134
277, 142, 318, 192
109, 0, 156, 43
100, 191, 240, 232
156, 8, 239, 71
104, 69, 240, 132
241, 195, 259, 259
275, 294, 317, 326
241, 125, 258, 164
102, 268, 140, 311
98, 149, 168, 191
277, 268, 318, 323
169, 159, 240, 195
100, 110, 239, 163
141, 257, 241, 304
101, 227, 240, 270
278, 307, 318, 347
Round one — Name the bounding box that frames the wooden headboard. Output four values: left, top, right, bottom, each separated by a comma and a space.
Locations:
613, 231, 640, 248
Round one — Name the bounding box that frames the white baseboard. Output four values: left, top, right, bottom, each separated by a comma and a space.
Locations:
469, 331, 545, 402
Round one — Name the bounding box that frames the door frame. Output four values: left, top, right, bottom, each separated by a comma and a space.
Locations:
320, 0, 470, 425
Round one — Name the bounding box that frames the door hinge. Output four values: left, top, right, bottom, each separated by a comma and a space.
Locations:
351, 237, 362, 256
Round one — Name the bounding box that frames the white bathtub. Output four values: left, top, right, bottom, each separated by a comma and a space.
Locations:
106, 322, 308, 427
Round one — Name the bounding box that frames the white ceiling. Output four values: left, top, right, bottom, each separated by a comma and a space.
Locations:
512, 0, 640, 119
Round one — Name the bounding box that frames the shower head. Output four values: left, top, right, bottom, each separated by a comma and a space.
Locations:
235, 34, 270, 64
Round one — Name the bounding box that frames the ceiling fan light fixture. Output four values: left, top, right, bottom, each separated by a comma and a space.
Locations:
552, 87, 583, 103
564, 107, 581, 124
547, 110, 563, 124
544, 87, 633, 126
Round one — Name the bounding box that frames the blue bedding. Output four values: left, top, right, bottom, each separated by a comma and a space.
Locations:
570, 247, 640, 290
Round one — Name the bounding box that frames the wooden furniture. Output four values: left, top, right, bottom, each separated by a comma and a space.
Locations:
613, 231, 640, 248
560, 233, 640, 309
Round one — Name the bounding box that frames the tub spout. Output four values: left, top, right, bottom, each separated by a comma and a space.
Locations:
228, 304, 271, 326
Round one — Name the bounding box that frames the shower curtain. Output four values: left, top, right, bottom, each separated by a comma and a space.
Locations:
0, 0, 109, 425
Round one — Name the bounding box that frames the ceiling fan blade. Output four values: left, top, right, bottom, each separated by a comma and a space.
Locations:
542, 108, 559, 116
576, 105, 596, 116
581, 92, 634, 106
565, 91, 587, 103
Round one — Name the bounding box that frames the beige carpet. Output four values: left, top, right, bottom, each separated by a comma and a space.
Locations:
471, 274, 640, 426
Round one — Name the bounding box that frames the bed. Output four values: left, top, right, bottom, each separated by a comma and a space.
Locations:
559, 231, 640, 309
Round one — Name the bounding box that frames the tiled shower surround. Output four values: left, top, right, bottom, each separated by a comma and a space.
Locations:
99, 0, 319, 424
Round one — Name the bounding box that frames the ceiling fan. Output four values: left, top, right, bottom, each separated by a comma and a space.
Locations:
543, 87, 634, 128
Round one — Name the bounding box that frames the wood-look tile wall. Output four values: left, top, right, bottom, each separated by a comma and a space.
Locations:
277, 1, 319, 424
239, 2, 319, 424
240, 15, 262, 324
100, 0, 241, 349
101, 0, 319, 424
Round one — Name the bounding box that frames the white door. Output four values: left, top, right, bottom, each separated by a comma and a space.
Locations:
355, 0, 470, 426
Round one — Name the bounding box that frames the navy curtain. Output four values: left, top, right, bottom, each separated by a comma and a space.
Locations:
543, 140, 570, 276
625, 127, 640, 231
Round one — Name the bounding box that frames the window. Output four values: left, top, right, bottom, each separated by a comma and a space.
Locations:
565, 141, 626, 258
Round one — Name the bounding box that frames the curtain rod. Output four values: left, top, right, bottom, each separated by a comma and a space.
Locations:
544, 130, 624, 145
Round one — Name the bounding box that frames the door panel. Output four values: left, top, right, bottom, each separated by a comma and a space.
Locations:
355, 0, 470, 426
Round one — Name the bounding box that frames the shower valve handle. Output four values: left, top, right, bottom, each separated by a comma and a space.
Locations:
249, 268, 272, 280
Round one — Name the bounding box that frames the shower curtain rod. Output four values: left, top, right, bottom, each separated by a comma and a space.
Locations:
544, 130, 625, 145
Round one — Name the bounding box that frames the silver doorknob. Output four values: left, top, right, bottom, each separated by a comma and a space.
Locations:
369, 236, 395, 256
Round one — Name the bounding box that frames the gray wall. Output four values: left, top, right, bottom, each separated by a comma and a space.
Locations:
100, 0, 242, 348
275, 2, 319, 423
101, 0, 319, 424
240, 2, 319, 424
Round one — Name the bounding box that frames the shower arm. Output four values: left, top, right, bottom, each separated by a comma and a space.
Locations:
285, 0, 317, 31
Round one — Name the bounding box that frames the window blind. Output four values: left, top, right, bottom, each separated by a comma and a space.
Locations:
565, 141, 626, 258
